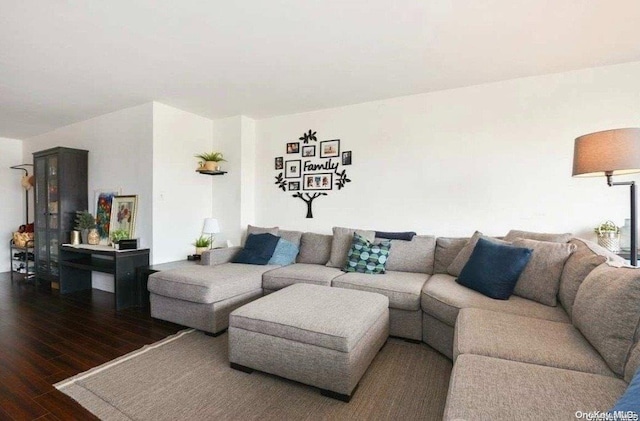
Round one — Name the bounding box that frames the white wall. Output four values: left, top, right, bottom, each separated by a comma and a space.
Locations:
152, 103, 213, 263
23, 103, 154, 291
255, 62, 640, 240
0, 138, 25, 272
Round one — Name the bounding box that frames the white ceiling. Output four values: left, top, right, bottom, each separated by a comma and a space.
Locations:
2, 0, 640, 139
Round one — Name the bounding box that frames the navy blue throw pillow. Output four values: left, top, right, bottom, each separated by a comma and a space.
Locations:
232, 233, 280, 265
456, 238, 533, 300
375, 231, 417, 241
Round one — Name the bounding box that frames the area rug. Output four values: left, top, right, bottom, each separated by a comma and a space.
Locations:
56, 329, 452, 420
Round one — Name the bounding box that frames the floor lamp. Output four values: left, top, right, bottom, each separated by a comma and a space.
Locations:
572, 128, 640, 266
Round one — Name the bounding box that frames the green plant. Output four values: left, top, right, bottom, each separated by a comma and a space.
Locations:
193, 235, 212, 248
594, 221, 620, 234
195, 152, 226, 162
75, 211, 96, 230
111, 229, 129, 243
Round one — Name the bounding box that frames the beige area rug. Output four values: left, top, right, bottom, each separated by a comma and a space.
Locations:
56, 329, 452, 421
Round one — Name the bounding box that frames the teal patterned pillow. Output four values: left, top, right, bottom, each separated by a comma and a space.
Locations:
343, 233, 391, 274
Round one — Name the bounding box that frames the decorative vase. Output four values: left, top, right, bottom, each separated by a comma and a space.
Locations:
81, 229, 89, 244
88, 228, 100, 245
203, 161, 220, 171
195, 246, 208, 256
620, 219, 631, 252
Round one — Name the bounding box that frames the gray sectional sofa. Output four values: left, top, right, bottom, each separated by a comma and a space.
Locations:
148, 225, 640, 419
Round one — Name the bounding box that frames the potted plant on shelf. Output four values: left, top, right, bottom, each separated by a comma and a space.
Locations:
193, 235, 211, 256
110, 229, 129, 249
594, 220, 620, 253
75, 211, 96, 244
195, 152, 226, 172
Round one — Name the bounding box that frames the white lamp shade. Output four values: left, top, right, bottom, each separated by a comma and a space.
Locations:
202, 218, 220, 234
573, 128, 640, 177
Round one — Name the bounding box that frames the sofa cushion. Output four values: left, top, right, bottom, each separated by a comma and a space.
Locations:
503, 229, 572, 243
456, 238, 533, 300
382, 235, 436, 274
262, 263, 344, 290
454, 308, 614, 376
148, 263, 277, 304
443, 354, 627, 421
267, 238, 299, 266
447, 232, 508, 277
559, 238, 608, 318
421, 274, 570, 327
374, 231, 416, 241
247, 225, 279, 236
332, 270, 429, 311
434, 237, 468, 274
573, 264, 640, 376
232, 233, 280, 265
279, 229, 303, 248
511, 238, 576, 306
326, 227, 376, 269
613, 367, 640, 412
229, 284, 389, 353
296, 232, 333, 265
344, 233, 391, 274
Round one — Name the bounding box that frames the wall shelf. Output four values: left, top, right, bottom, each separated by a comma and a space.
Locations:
196, 170, 227, 176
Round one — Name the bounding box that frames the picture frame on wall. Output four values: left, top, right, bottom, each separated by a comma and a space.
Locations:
94, 188, 121, 244
285, 160, 301, 178
302, 145, 316, 157
342, 151, 352, 165
288, 181, 300, 191
109, 195, 138, 240
275, 156, 283, 170
286, 142, 300, 154
303, 173, 333, 190
320, 139, 340, 158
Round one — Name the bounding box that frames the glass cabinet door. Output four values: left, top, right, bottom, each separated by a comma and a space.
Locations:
47, 155, 59, 276
34, 157, 48, 274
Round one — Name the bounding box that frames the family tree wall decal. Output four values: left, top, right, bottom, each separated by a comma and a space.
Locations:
274, 129, 352, 218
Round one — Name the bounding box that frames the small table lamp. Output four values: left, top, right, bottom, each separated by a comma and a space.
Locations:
202, 218, 220, 249
572, 128, 640, 266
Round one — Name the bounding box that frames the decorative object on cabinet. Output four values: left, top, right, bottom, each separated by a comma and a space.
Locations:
33, 147, 88, 288
74, 210, 96, 244
593, 220, 621, 253
110, 229, 130, 248
202, 218, 220, 249
274, 129, 352, 218
573, 128, 640, 265
87, 228, 100, 245
195, 151, 226, 172
94, 188, 120, 244
109, 195, 138, 240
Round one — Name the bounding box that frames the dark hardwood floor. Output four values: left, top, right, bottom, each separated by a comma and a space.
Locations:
0, 272, 184, 420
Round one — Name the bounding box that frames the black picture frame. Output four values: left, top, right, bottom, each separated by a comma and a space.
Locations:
288, 181, 300, 191
303, 172, 333, 191
285, 160, 301, 178
342, 151, 352, 165
275, 156, 283, 170
286, 142, 300, 154
320, 139, 340, 158
302, 145, 316, 157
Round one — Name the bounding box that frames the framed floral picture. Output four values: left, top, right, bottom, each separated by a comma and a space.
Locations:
94, 188, 121, 244
109, 195, 138, 240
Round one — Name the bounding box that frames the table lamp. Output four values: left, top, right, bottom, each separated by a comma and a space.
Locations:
202, 218, 220, 249
572, 128, 640, 265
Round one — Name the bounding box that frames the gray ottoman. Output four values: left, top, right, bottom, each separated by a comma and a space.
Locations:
228, 283, 389, 402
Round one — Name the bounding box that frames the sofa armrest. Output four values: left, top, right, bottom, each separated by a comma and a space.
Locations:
200, 247, 242, 266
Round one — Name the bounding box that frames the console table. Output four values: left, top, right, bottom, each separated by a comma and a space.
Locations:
59, 245, 150, 310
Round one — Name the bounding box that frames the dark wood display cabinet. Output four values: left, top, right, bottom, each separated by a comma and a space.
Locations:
33, 147, 88, 288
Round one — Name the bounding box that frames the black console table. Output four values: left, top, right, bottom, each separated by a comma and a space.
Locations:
59, 245, 150, 310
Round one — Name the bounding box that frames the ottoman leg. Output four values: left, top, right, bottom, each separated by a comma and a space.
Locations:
230, 362, 254, 374
321, 388, 352, 403
203, 328, 227, 337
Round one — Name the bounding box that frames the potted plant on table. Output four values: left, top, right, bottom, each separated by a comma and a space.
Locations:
594, 220, 620, 253
75, 211, 96, 244
195, 152, 226, 172
110, 229, 129, 249
194, 235, 212, 256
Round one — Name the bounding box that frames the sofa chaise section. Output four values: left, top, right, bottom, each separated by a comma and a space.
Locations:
149, 262, 279, 334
